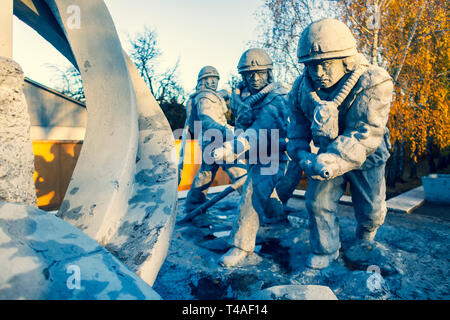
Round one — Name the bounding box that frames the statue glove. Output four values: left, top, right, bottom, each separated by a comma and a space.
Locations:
312, 153, 343, 180
298, 152, 339, 181
299, 152, 318, 178
212, 141, 235, 163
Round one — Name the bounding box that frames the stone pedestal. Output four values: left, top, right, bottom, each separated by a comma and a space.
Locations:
0, 57, 37, 205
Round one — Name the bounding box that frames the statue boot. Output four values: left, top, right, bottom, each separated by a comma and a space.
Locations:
306, 250, 339, 269
219, 247, 250, 267
356, 226, 378, 241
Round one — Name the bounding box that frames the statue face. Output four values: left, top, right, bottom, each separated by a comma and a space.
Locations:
204, 76, 219, 91
306, 58, 346, 90
243, 70, 269, 94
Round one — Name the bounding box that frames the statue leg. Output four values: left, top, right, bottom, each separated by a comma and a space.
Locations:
220, 163, 281, 266
185, 162, 219, 213
347, 164, 387, 241
305, 175, 346, 269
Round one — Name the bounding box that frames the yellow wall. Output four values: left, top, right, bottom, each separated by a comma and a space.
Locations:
175, 140, 231, 191
33, 139, 231, 209
33, 140, 82, 210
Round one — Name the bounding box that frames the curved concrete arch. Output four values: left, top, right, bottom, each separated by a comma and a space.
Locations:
104, 55, 178, 285
44, 0, 139, 244
13, 0, 178, 286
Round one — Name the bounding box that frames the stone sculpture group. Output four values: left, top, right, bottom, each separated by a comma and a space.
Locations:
0, 0, 394, 300
184, 18, 393, 270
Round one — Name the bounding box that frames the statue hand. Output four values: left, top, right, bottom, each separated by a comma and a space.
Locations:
312, 153, 342, 180
217, 89, 230, 101
212, 142, 235, 162
299, 152, 338, 181
299, 153, 318, 178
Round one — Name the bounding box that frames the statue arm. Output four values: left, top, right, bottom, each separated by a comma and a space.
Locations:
217, 95, 287, 161
241, 95, 287, 152
197, 97, 233, 137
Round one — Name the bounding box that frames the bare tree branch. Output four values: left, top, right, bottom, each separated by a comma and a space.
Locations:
128, 27, 186, 104
393, 0, 428, 83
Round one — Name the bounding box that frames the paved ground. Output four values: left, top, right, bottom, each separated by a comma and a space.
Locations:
153, 193, 450, 300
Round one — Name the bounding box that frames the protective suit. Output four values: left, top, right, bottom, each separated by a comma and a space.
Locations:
214, 49, 290, 266
287, 19, 393, 269
184, 67, 246, 213
230, 82, 289, 251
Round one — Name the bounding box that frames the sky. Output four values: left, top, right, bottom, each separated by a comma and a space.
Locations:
12, 0, 265, 94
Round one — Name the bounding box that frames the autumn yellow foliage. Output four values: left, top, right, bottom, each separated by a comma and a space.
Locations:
341, 0, 449, 158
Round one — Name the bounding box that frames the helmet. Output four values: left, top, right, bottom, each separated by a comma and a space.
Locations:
297, 18, 357, 63
197, 66, 220, 81
237, 48, 273, 74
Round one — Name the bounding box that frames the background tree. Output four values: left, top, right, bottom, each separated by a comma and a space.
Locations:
128, 26, 161, 96
128, 27, 187, 105
47, 65, 85, 103
252, 0, 339, 85
154, 58, 186, 105
49, 26, 188, 131
340, 0, 449, 184
128, 27, 187, 130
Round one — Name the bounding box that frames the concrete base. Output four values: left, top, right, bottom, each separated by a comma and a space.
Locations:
0, 202, 160, 300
